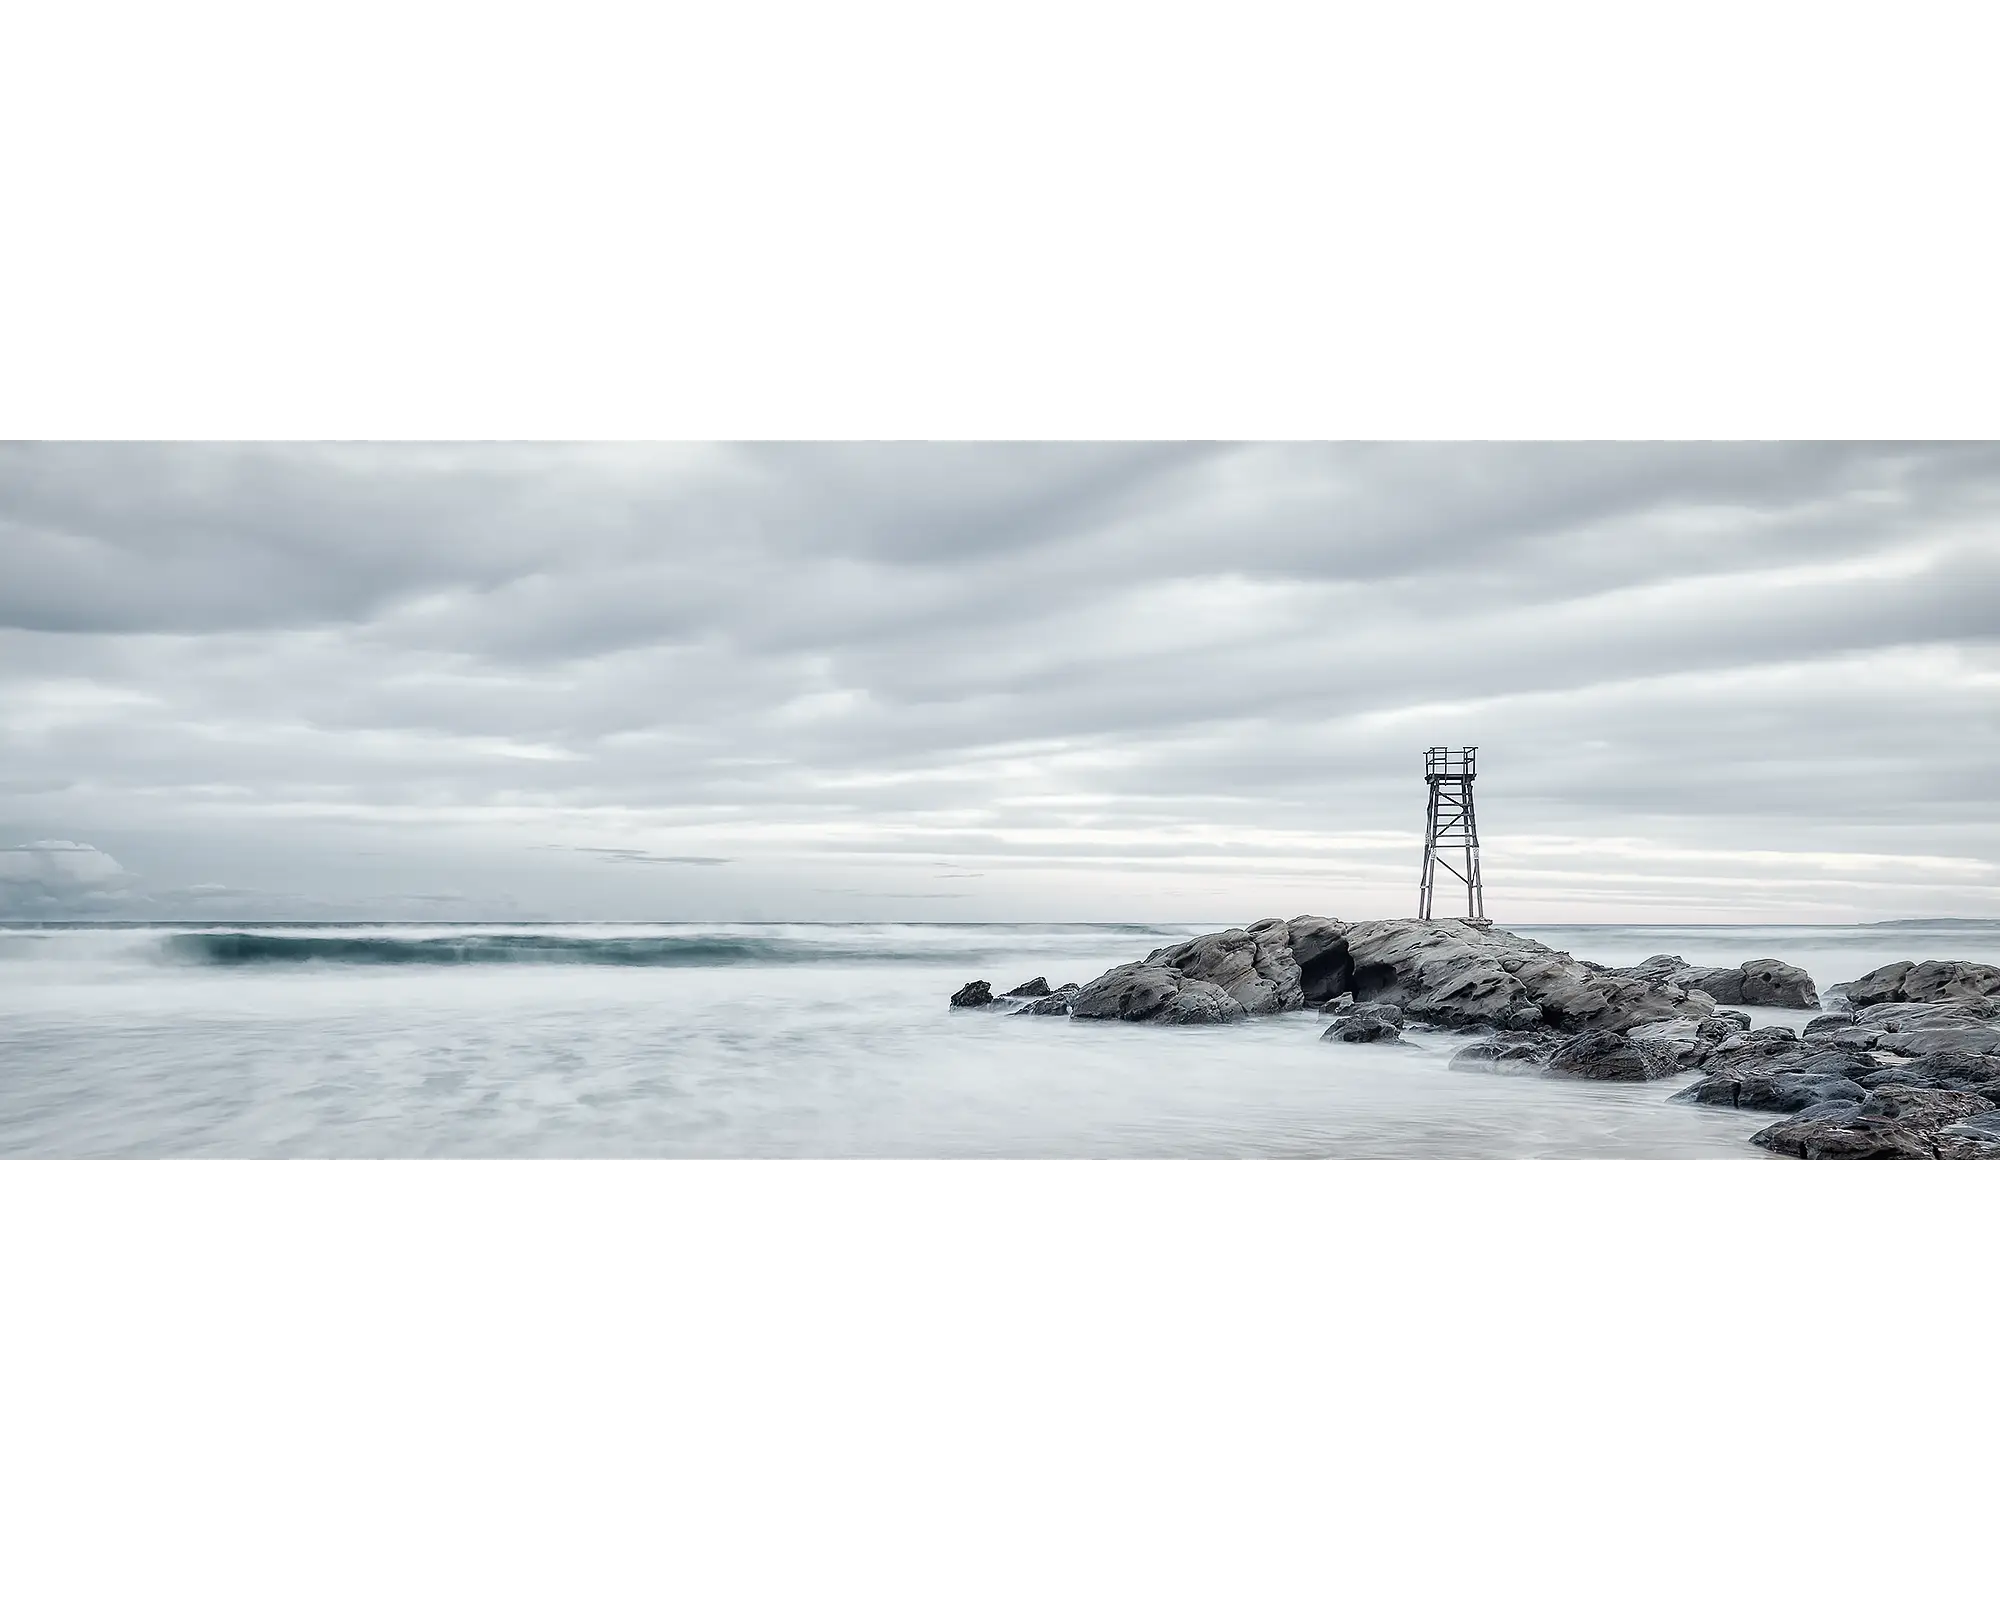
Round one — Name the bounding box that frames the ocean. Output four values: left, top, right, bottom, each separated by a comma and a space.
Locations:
3, 919, 1997, 1159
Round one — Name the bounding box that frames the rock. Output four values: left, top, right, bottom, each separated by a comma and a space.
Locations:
1339, 919, 1710, 1032
1629, 957, 1819, 1008
1020, 983, 1080, 1016
1845, 961, 1915, 1009
1697, 1010, 1753, 1043
1140, 921, 1310, 1015
1753, 1085, 1997, 1159
1069, 963, 1245, 1025
1158, 979, 1249, 1025
1931, 1133, 2000, 1160
1070, 963, 1185, 1023
1002, 977, 1051, 998
1736, 958, 1820, 1008
1066, 915, 1715, 1034
1285, 915, 1354, 1005
1753, 1101, 1933, 1160
1844, 959, 2000, 1007
949, 980, 995, 1009
1449, 1031, 1553, 1074
1321, 1002, 1405, 1044
1944, 1109, 2000, 1143
1545, 1028, 1687, 1082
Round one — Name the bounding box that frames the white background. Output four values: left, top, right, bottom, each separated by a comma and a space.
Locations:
4, 2, 1995, 1595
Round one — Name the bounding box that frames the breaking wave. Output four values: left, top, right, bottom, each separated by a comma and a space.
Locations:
146, 924, 1187, 969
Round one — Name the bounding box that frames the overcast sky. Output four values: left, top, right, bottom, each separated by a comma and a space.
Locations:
3, 441, 1997, 924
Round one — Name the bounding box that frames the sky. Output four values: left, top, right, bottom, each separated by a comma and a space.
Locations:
3, 441, 1998, 925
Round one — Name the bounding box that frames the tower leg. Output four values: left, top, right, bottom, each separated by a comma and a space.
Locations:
1419, 783, 1439, 919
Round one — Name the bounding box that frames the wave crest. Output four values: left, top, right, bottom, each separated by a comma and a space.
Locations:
160, 931, 949, 967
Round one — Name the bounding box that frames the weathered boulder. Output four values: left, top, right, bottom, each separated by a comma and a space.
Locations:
1736, 958, 1821, 1008
1339, 919, 1711, 1033
1020, 982, 1081, 1017
1069, 963, 1247, 1025
1844, 959, 2000, 1008
1544, 1028, 1688, 1082
1158, 978, 1250, 1025
1003, 976, 1052, 998
1070, 964, 1182, 1022
1144, 912, 1328, 1012
1753, 1085, 1998, 1159
1753, 1101, 1933, 1159
949, 980, 995, 1009
1616, 955, 1818, 1008
1321, 1002, 1405, 1044
1673, 1061, 1866, 1113
1449, 1031, 1554, 1074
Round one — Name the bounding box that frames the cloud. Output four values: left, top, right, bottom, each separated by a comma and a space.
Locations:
0, 840, 135, 914
2, 443, 1997, 921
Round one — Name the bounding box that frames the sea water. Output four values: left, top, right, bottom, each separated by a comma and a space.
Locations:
2, 920, 1995, 1158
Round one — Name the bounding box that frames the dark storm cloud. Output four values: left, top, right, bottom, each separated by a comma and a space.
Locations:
1, 442, 1997, 920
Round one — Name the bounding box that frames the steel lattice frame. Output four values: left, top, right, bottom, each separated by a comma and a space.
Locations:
1419, 746, 1486, 923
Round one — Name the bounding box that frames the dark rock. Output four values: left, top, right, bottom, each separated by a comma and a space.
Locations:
1698, 1010, 1753, 1042
1158, 979, 1249, 1025
1545, 1028, 1686, 1082
1071, 964, 1186, 1023
1844, 959, 2000, 1008
1754, 1101, 1932, 1160
1063, 915, 1712, 1035
1069, 963, 1247, 1025
1002, 976, 1051, 998
1337, 919, 1711, 1033
1286, 915, 1354, 1005
1614, 956, 1819, 1009
1141, 922, 1309, 1014
949, 980, 995, 1009
1450, 1031, 1555, 1074
1753, 1084, 1997, 1159
1021, 983, 1080, 1016
1320, 1002, 1405, 1044
1931, 1133, 2000, 1160
1653, 959, 1819, 1008
1846, 961, 1916, 1008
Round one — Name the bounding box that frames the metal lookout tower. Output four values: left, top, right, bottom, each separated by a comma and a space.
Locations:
1419, 746, 1486, 923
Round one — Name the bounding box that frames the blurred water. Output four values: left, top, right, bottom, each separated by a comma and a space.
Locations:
2, 920, 1994, 1158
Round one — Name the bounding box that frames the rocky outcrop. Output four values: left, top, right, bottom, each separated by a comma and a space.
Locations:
1614, 954, 1819, 1008
1753, 1086, 2000, 1160
946, 922, 2000, 1158
1673, 996, 2000, 1157
975, 915, 1714, 1035
1844, 959, 2000, 1008
1340, 919, 1711, 1032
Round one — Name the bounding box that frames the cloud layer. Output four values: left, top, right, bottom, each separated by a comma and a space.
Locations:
3, 442, 1997, 921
